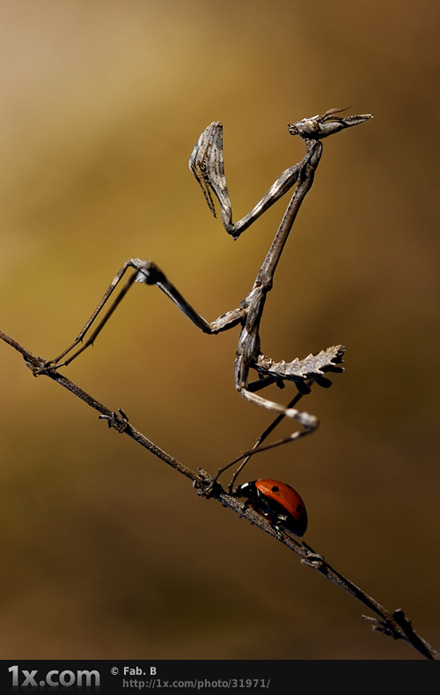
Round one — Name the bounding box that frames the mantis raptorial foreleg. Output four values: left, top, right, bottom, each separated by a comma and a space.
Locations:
189, 121, 301, 240
189, 108, 372, 240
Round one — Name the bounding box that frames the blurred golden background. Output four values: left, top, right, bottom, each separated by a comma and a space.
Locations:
1, 0, 439, 660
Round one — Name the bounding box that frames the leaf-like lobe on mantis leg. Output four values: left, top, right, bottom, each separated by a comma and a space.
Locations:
256, 345, 345, 387
189, 121, 230, 219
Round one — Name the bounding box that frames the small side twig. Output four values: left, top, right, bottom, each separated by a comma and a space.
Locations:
1, 329, 438, 661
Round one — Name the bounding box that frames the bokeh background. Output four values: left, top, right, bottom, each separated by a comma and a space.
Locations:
1, 0, 439, 660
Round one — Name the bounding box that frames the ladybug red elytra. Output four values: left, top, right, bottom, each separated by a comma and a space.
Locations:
234, 479, 308, 537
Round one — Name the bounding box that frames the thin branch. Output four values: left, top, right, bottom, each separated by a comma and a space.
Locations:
0, 330, 197, 482
1, 329, 438, 661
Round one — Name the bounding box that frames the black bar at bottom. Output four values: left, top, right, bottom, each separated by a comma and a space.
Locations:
0, 659, 431, 693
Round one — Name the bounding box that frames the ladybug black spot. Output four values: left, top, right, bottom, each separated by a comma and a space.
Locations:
271, 485, 279, 492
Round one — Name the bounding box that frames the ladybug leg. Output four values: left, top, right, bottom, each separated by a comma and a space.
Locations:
257, 497, 288, 537
261, 514, 288, 539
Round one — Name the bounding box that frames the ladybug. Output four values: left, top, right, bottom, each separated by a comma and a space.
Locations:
234, 479, 308, 537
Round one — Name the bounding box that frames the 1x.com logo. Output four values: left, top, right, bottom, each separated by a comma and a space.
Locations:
8, 665, 100, 689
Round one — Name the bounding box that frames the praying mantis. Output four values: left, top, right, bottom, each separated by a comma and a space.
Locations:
40, 107, 372, 489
